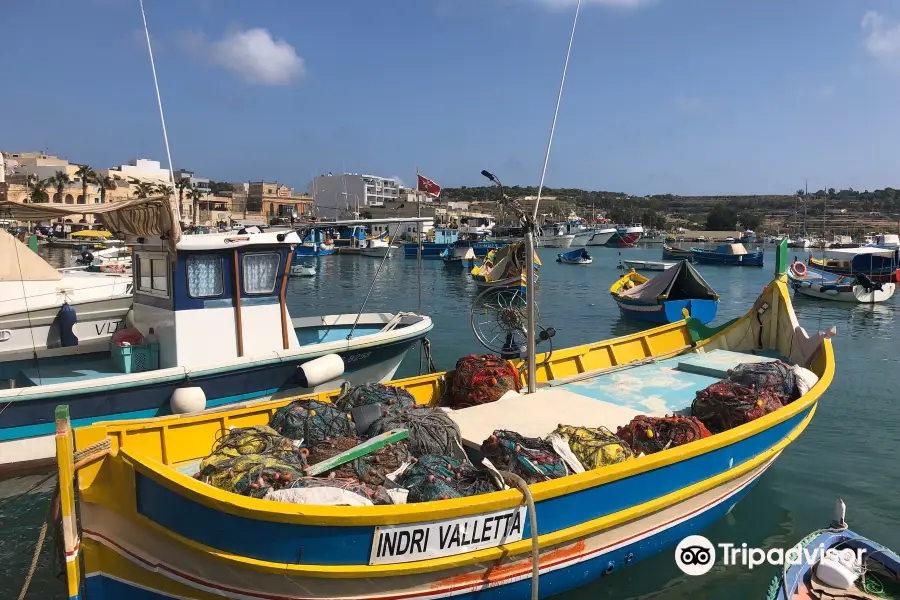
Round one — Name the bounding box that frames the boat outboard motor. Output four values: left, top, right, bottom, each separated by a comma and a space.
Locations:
854, 272, 882, 292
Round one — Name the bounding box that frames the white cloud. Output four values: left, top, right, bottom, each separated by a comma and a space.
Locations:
673, 95, 707, 115
390, 176, 406, 187
180, 28, 305, 85
862, 10, 900, 67
530, 0, 654, 8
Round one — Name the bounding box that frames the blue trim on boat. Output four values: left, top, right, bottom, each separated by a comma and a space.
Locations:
132, 405, 811, 565
83, 474, 761, 600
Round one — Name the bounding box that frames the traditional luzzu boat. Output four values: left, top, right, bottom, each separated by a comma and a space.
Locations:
0, 199, 433, 474
610, 260, 719, 324
691, 242, 764, 267
808, 247, 900, 284
787, 261, 896, 304
54, 242, 836, 600
662, 244, 693, 262
470, 242, 541, 291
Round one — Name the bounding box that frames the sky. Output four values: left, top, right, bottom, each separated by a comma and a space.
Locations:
3, 0, 900, 196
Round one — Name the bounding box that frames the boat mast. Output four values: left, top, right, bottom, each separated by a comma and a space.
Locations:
525, 0, 581, 394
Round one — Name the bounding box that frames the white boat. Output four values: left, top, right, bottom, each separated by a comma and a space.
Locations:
586, 227, 616, 246
787, 237, 811, 249
0, 228, 133, 361
360, 238, 396, 258
621, 259, 676, 272
289, 263, 316, 277
69, 246, 133, 274
873, 233, 900, 249
536, 224, 575, 248
569, 229, 595, 246
787, 261, 896, 303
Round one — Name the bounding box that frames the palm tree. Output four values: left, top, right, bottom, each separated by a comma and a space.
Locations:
132, 181, 155, 199
95, 174, 114, 204
47, 171, 71, 204
75, 164, 95, 205
155, 183, 174, 197
189, 186, 203, 225
175, 177, 191, 219
26, 175, 50, 203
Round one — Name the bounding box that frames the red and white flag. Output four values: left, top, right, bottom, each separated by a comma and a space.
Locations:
417, 173, 441, 198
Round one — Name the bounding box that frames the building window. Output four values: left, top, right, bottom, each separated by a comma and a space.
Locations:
243, 252, 280, 294
186, 255, 224, 298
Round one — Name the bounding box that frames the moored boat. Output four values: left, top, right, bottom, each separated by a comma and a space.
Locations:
586, 227, 616, 246
787, 261, 895, 303
662, 244, 693, 262
361, 238, 397, 258
692, 243, 764, 267
621, 259, 675, 272
556, 247, 592, 264
471, 242, 540, 291
610, 260, 719, 324
767, 501, 900, 600
54, 242, 836, 600
605, 225, 643, 247
808, 247, 900, 283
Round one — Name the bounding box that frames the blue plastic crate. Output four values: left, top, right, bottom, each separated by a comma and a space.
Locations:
110, 342, 159, 374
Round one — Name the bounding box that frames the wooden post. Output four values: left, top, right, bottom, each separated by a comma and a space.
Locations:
233, 249, 244, 357
280, 248, 293, 350
55, 405, 82, 600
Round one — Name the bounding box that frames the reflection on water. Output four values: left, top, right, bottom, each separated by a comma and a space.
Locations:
1, 244, 898, 599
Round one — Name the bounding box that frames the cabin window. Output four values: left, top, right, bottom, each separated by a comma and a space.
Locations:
186, 255, 224, 298
243, 252, 280, 294
135, 252, 170, 298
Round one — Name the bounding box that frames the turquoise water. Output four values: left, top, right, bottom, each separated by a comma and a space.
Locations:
2, 244, 897, 598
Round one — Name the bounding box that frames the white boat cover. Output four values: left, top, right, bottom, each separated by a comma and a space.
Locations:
0, 229, 61, 282
619, 260, 717, 301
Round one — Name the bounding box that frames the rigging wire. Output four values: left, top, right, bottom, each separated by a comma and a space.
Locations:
347, 221, 406, 340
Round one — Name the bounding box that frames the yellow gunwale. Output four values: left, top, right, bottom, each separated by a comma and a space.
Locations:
106, 402, 816, 578
609, 269, 649, 295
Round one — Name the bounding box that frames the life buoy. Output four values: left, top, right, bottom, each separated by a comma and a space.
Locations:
791, 262, 807, 277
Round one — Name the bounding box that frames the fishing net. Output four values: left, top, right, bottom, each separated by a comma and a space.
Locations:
270, 400, 355, 446
446, 355, 521, 408
691, 381, 783, 434
397, 455, 499, 503
552, 424, 633, 470
278, 477, 394, 505
195, 426, 309, 498
616, 415, 711, 455
306, 437, 411, 487
366, 407, 462, 457
480, 430, 567, 483
727, 361, 797, 401
334, 383, 416, 414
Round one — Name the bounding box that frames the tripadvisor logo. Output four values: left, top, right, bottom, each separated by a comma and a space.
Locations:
674, 535, 867, 575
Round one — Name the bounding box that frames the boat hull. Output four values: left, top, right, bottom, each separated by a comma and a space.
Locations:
621, 260, 675, 272
605, 228, 642, 248
569, 231, 594, 246
662, 246, 693, 262
692, 250, 764, 266
537, 235, 575, 248
613, 297, 719, 324
586, 230, 615, 246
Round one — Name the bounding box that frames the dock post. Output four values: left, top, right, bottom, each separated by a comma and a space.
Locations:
775, 238, 787, 280
55, 405, 82, 600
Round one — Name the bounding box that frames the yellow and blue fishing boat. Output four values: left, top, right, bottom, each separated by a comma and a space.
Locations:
55, 242, 835, 600
470, 242, 541, 292
610, 261, 719, 325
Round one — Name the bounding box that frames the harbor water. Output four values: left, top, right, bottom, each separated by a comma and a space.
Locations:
1, 245, 897, 599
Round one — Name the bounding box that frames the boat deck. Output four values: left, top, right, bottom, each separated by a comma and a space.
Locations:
17, 355, 123, 386
446, 349, 782, 449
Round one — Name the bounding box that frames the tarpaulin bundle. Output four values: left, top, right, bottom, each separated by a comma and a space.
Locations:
270, 400, 355, 446
279, 477, 394, 505
367, 407, 462, 457
727, 361, 798, 402
306, 436, 411, 487
616, 415, 711, 455
334, 383, 417, 414
691, 380, 783, 434
446, 355, 521, 408
480, 430, 568, 483
552, 424, 633, 470
397, 455, 499, 503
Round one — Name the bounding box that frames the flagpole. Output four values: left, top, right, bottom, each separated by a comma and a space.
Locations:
415, 166, 423, 312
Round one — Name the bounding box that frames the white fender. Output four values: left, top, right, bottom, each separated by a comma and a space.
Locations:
171, 387, 207, 414
296, 354, 345, 388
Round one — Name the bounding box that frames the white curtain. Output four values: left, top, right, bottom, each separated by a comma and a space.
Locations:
187, 255, 223, 298
243, 253, 280, 294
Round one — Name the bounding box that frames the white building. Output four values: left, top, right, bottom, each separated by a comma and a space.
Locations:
174, 169, 211, 194
308, 173, 400, 218
108, 158, 170, 183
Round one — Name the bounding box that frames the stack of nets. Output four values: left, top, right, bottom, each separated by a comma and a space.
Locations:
552, 425, 633, 470
397, 455, 499, 503
306, 436, 411, 487
480, 430, 567, 483
446, 355, 521, 408
691, 380, 783, 434
727, 361, 797, 403
270, 399, 355, 446
335, 383, 416, 414
271, 476, 393, 505
196, 425, 308, 498
616, 416, 711, 455
367, 407, 462, 458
